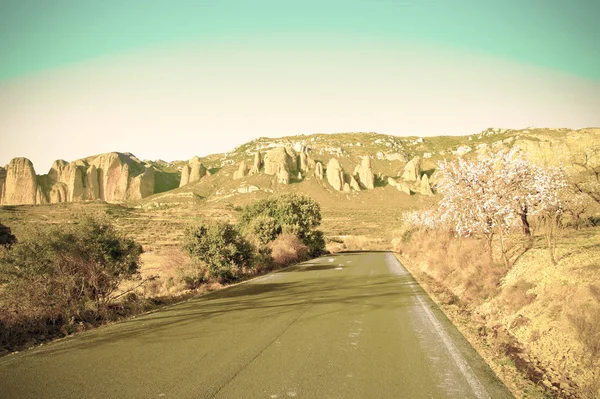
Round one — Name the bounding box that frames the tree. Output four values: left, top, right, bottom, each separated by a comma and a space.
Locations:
571, 145, 600, 205
437, 149, 567, 267
182, 221, 253, 282
0, 222, 16, 247
240, 193, 325, 256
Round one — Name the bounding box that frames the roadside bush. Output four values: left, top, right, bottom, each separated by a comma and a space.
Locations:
0, 217, 143, 350
244, 215, 281, 252
269, 233, 309, 266
177, 261, 211, 290
240, 193, 326, 256
182, 220, 253, 283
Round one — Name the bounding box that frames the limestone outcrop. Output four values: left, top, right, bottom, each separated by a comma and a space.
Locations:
299, 150, 316, 172
179, 165, 190, 187
353, 156, 375, 190
233, 161, 248, 180
277, 167, 290, 184
0, 153, 157, 205
249, 152, 262, 175
189, 157, 207, 183
419, 174, 433, 196
326, 158, 344, 191
180, 157, 207, 187
0, 158, 40, 205
264, 147, 297, 175
397, 181, 412, 195
315, 162, 324, 179
401, 156, 421, 181
349, 175, 360, 191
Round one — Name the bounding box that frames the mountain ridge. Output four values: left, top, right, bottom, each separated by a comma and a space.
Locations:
1, 128, 598, 206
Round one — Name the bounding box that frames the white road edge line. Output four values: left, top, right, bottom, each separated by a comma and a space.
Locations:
413, 293, 491, 399
386, 253, 491, 399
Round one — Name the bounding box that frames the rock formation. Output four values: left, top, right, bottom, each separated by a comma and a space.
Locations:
180, 157, 207, 187
419, 174, 433, 196
343, 182, 351, 193
0, 153, 157, 205
249, 152, 262, 175
326, 158, 344, 191
401, 156, 421, 181
189, 157, 207, 183
277, 166, 290, 184
0, 158, 40, 205
315, 162, 324, 179
387, 177, 397, 187
397, 181, 412, 195
300, 152, 309, 172
349, 175, 361, 191
233, 161, 248, 180
354, 156, 375, 189
299, 150, 316, 172
264, 147, 297, 175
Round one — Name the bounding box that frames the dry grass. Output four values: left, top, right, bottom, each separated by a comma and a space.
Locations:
396, 230, 506, 307
269, 233, 309, 266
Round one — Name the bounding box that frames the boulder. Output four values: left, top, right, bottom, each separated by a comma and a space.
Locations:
233, 161, 248, 180
300, 152, 309, 172
420, 174, 433, 195
277, 166, 290, 184
179, 165, 190, 187
349, 175, 360, 191
0, 158, 39, 205
299, 151, 315, 172
264, 147, 297, 175
326, 158, 344, 191
249, 151, 262, 175
343, 182, 351, 193
354, 156, 375, 189
189, 158, 207, 183
387, 177, 397, 187
401, 156, 421, 181
315, 162, 324, 179
397, 181, 412, 195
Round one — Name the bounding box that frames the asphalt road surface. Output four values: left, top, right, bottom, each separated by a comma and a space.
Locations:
0, 252, 513, 398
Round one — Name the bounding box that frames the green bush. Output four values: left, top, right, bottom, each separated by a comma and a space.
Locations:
244, 215, 281, 251
240, 193, 326, 256
182, 221, 253, 283
0, 222, 16, 247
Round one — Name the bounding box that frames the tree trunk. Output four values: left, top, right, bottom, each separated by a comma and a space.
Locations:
520, 207, 534, 249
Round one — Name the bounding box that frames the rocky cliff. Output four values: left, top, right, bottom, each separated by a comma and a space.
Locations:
0, 152, 163, 205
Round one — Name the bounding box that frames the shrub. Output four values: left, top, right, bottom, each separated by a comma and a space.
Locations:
269, 233, 309, 266
182, 220, 253, 283
177, 261, 211, 290
0, 217, 143, 350
244, 215, 281, 251
240, 194, 326, 256
0, 222, 16, 247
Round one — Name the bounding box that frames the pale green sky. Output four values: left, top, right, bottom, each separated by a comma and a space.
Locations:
1, 0, 599, 171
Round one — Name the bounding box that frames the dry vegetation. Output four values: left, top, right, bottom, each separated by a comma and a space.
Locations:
395, 227, 600, 399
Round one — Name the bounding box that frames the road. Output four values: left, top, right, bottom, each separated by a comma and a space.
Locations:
0, 252, 513, 399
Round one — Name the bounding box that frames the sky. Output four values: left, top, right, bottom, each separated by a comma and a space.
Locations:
1, 0, 599, 173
